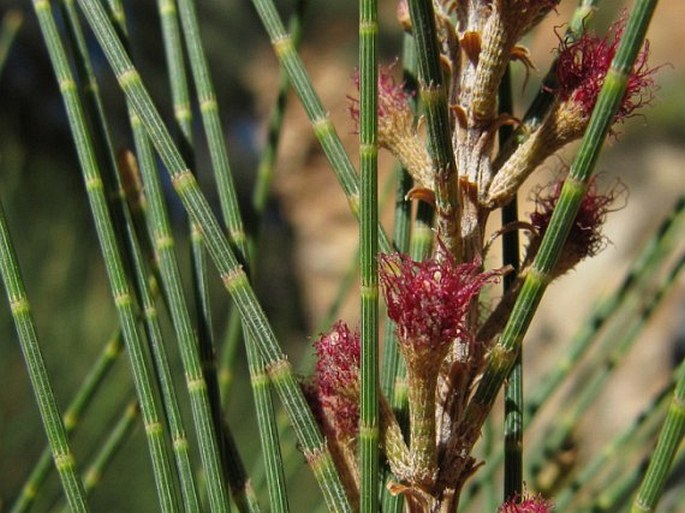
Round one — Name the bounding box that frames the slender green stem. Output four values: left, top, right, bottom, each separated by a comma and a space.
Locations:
0, 200, 89, 513
251, 0, 392, 254
0, 10, 22, 77
128, 203, 201, 512
70, 2, 352, 509
218, 1, 305, 404
359, 0, 379, 510
461, 194, 685, 508
130, 110, 233, 513
630, 343, 685, 509
499, 65, 523, 502
9, 334, 123, 513
588, 437, 685, 512
530, 252, 685, 480
525, 195, 684, 424
177, 0, 248, 260
155, 1, 224, 480
554, 379, 673, 511
61, 2, 202, 509
176, 4, 293, 511
32, 2, 182, 511
70, 399, 139, 504
406, 0, 460, 257
458, 0, 659, 471
222, 423, 263, 513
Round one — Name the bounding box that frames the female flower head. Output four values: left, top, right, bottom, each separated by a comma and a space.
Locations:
379, 250, 499, 354
555, 15, 657, 126
311, 322, 361, 440
500, 493, 554, 512
528, 177, 625, 276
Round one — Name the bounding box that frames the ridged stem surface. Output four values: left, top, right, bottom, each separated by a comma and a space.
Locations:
74, 1, 351, 509
32, 2, 180, 510
359, 0, 379, 510
406, 0, 460, 257
0, 199, 89, 513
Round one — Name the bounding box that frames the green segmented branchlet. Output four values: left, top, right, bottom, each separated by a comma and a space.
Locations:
0, 202, 89, 513
406, 0, 460, 258
599, 449, 685, 513
125, 178, 201, 512
81, 400, 140, 494
177, 0, 248, 260
56, 398, 140, 513
554, 379, 674, 511
72, 1, 352, 510
130, 111, 234, 513
529, 252, 685, 479
630, 290, 685, 508
525, 194, 685, 424
453, 0, 659, 482
58, 2, 202, 509
175, 4, 289, 510
359, 0, 380, 510
173, 2, 290, 509
251, 0, 392, 255
9, 333, 122, 513
154, 2, 224, 483
498, 65, 523, 503
31, 2, 181, 511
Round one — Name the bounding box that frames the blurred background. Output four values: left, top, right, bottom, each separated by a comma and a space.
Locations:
0, 0, 683, 511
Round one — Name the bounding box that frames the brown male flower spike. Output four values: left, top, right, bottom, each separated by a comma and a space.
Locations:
486, 15, 657, 208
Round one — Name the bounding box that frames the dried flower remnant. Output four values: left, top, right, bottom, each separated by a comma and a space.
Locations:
312, 321, 361, 441
500, 493, 554, 513
348, 65, 433, 191
527, 177, 625, 277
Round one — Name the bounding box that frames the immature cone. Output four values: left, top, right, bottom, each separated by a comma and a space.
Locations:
487, 15, 657, 208
526, 177, 624, 277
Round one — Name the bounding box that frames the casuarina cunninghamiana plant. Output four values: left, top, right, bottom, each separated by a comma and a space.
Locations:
1, 1, 683, 513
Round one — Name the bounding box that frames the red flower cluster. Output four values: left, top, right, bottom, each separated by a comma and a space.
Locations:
311, 322, 361, 439
500, 493, 554, 512
348, 64, 413, 134
379, 251, 498, 352
555, 15, 657, 124
529, 177, 624, 274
